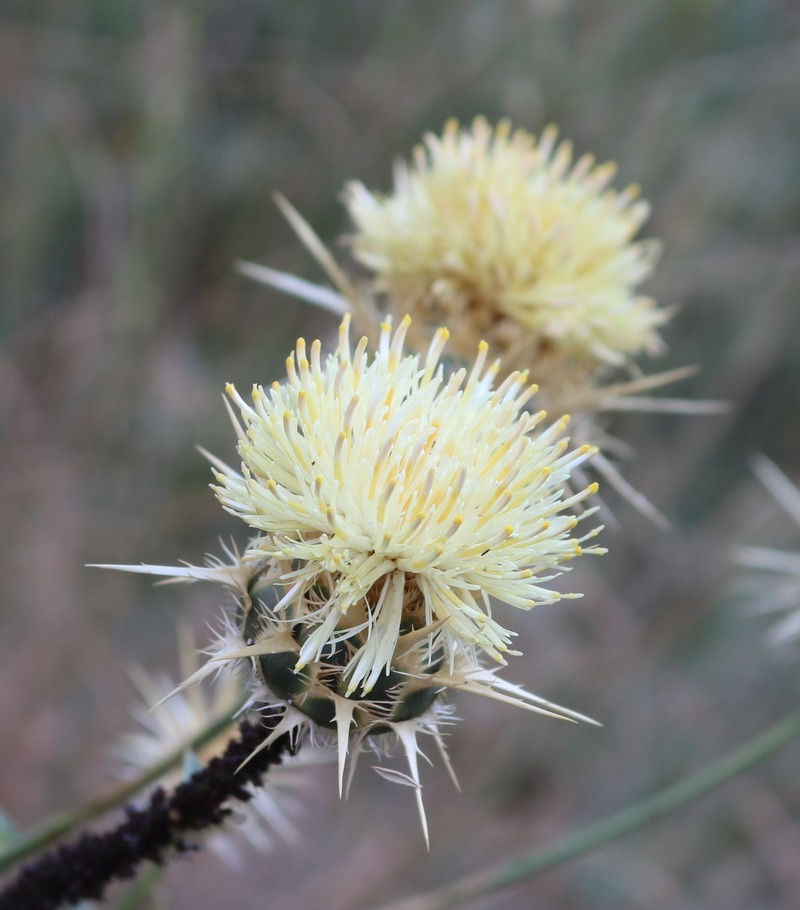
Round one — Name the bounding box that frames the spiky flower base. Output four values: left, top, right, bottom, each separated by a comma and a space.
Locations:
241, 559, 443, 734
103, 543, 598, 844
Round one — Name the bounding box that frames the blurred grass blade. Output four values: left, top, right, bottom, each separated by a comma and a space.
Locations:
371, 704, 800, 910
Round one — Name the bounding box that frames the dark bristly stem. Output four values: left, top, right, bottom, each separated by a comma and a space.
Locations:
0, 720, 292, 910
0, 705, 245, 876
371, 705, 800, 910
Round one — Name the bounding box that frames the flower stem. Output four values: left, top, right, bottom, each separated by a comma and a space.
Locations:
0, 719, 292, 910
0, 705, 244, 876
372, 705, 800, 910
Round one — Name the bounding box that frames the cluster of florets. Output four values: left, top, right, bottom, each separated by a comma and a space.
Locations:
110, 315, 603, 840
216, 316, 601, 690
238, 118, 720, 526
345, 117, 665, 381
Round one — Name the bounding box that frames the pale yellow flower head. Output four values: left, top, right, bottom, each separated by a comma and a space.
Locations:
101, 348, 603, 845
215, 315, 602, 698
344, 117, 665, 374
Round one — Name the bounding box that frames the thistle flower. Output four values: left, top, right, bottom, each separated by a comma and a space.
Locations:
216, 314, 602, 693
734, 457, 800, 645
344, 117, 665, 376
101, 317, 603, 841
237, 120, 723, 526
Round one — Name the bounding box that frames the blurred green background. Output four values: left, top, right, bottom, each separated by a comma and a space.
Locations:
2, 1, 800, 908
